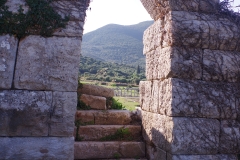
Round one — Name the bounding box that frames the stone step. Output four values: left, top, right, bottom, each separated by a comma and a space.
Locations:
75, 110, 133, 125
80, 94, 107, 110
74, 141, 145, 159
75, 125, 142, 141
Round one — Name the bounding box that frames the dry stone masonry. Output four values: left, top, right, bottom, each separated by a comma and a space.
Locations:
0, 0, 89, 159
140, 0, 240, 159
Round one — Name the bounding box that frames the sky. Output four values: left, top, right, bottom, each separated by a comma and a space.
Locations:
83, 0, 240, 34
83, 0, 152, 33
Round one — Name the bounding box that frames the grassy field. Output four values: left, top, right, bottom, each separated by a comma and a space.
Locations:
114, 97, 139, 111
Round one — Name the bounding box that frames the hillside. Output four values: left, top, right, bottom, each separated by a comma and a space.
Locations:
81, 21, 153, 67
79, 56, 145, 84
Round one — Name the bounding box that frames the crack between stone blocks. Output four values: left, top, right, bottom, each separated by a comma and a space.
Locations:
48, 91, 54, 136
11, 39, 20, 89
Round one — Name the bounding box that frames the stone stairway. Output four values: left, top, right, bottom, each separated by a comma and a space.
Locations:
74, 110, 146, 160
75, 84, 146, 159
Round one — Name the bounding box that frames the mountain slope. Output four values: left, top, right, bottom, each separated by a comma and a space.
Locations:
81, 21, 153, 67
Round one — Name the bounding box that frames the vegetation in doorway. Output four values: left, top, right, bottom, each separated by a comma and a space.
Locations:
79, 56, 145, 85
107, 97, 126, 110
100, 127, 133, 141
0, 0, 70, 38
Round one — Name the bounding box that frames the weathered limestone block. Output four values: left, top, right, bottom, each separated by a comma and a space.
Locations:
142, 111, 220, 154
14, 35, 81, 91
143, 11, 240, 53
74, 141, 145, 159
203, 49, 240, 82
219, 120, 240, 153
140, 79, 238, 119
146, 145, 167, 160
146, 46, 202, 80
0, 137, 74, 160
168, 11, 240, 51
77, 125, 142, 141
53, 21, 84, 37
5, 0, 29, 14
0, 90, 52, 136
51, 0, 88, 21
167, 154, 237, 160
94, 110, 132, 125
140, 0, 219, 20
0, 35, 18, 89
75, 110, 132, 125
49, 92, 77, 136
75, 110, 95, 124
78, 84, 114, 97
80, 94, 107, 110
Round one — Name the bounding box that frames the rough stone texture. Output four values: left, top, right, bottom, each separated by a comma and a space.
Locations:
80, 94, 107, 110
77, 125, 142, 141
219, 120, 240, 154
5, 0, 29, 14
0, 35, 18, 89
143, 11, 240, 54
203, 49, 240, 82
51, 0, 87, 21
146, 145, 167, 160
142, 111, 220, 154
53, 21, 84, 37
75, 110, 132, 125
0, 90, 52, 136
14, 35, 81, 91
146, 46, 202, 80
140, 0, 219, 20
167, 154, 237, 160
0, 137, 74, 160
140, 78, 239, 119
74, 142, 145, 159
78, 84, 115, 98
49, 92, 77, 136
0, 90, 76, 137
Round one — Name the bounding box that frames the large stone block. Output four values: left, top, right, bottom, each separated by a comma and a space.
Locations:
140, 79, 239, 119
146, 145, 167, 160
168, 11, 240, 51
5, 0, 29, 14
203, 49, 240, 82
74, 141, 145, 159
75, 110, 132, 125
14, 35, 81, 91
80, 94, 107, 110
140, 0, 219, 20
0, 90, 76, 137
167, 154, 237, 160
0, 35, 18, 89
78, 84, 114, 98
142, 111, 220, 154
219, 120, 240, 154
143, 11, 240, 53
146, 46, 202, 80
0, 137, 74, 160
49, 91, 77, 136
0, 90, 52, 136
77, 125, 142, 141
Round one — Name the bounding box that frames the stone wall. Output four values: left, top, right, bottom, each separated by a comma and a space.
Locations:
0, 0, 88, 159
140, 0, 240, 159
